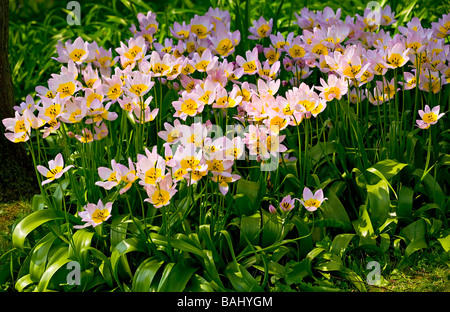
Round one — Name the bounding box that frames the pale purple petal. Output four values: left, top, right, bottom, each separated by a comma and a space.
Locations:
98, 167, 113, 180
314, 189, 324, 202
37, 165, 49, 176
54, 153, 64, 167
431, 105, 440, 115
41, 178, 53, 186
219, 184, 229, 196
303, 187, 314, 201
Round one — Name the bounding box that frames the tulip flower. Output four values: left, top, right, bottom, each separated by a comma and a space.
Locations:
144, 174, 178, 208
37, 153, 74, 186
74, 199, 113, 229
416, 105, 445, 129
299, 187, 327, 211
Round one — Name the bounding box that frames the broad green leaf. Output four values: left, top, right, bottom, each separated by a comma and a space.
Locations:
405, 238, 428, 257
397, 186, 414, 220
285, 259, 310, 285
399, 219, 426, 244
199, 225, 220, 263
366, 178, 390, 231
368, 159, 408, 183
413, 203, 443, 218
225, 262, 264, 292
36, 246, 71, 292
437, 234, 450, 253
187, 274, 215, 292
321, 190, 352, 231
261, 210, 282, 247
290, 216, 313, 259
15, 274, 34, 292
110, 237, 147, 284
31, 194, 45, 211
29, 233, 57, 282
68, 229, 95, 265
414, 169, 445, 207
12, 209, 77, 251
240, 213, 261, 247
84, 247, 114, 288
330, 234, 355, 258
310, 141, 337, 165
356, 159, 408, 232
111, 215, 129, 248
352, 205, 376, 246
399, 219, 428, 257
253, 260, 285, 278
162, 233, 224, 289
315, 253, 344, 272
158, 261, 198, 292
379, 233, 390, 253
234, 179, 261, 216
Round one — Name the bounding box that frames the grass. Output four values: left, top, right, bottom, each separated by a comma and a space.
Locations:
369, 248, 450, 292
0, 201, 32, 255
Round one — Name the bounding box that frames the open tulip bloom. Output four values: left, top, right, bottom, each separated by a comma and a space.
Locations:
299, 187, 327, 212
279, 195, 296, 212
416, 105, 445, 129
74, 199, 113, 229
36, 153, 74, 186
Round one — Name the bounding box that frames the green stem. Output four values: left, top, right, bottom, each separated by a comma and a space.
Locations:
422, 129, 432, 180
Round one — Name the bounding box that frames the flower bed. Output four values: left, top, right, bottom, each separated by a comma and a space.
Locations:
2, 5, 449, 292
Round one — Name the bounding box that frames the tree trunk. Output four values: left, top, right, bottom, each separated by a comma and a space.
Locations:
0, 0, 38, 202
0, 0, 13, 118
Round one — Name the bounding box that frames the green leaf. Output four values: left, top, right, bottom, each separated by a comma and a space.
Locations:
290, 216, 313, 259
234, 179, 261, 216
261, 209, 282, 247
240, 213, 261, 247
36, 246, 71, 292
160, 233, 224, 289
157, 263, 174, 291
414, 169, 445, 208
321, 190, 352, 231
315, 253, 344, 272
15, 274, 35, 292
199, 225, 220, 263
399, 219, 426, 244
31, 194, 45, 211
111, 215, 129, 248
12, 209, 77, 251
364, 159, 408, 184
29, 233, 57, 282
399, 219, 428, 257
68, 229, 95, 265
310, 141, 337, 166
85, 247, 114, 288
437, 234, 450, 253
330, 234, 355, 258
285, 259, 310, 285
158, 261, 198, 292
187, 274, 215, 292
110, 237, 147, 284
397, 186, 414, 220
352, 205, 376, 246
366, 178, 390, 231
225, 262, 264, 292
